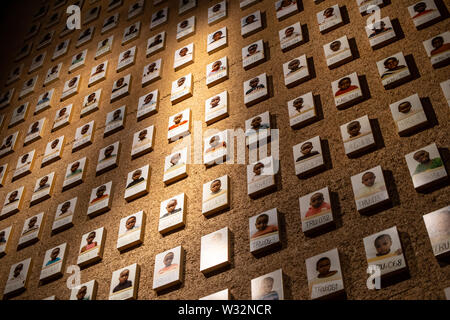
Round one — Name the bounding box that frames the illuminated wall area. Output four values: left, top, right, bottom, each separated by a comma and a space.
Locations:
0, 0, 448, 300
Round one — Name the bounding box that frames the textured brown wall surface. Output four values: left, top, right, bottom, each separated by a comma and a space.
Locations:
0, 0, 448, 300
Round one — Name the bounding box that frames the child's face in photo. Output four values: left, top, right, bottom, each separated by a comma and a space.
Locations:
126, 216, 136, 230
211, 96, 220, 107
338, 78, 351, 90
310, 193, 324, 208
347, 121, 361, 137
245, 15, 255, 24
413, 150, 430, 164
261, 277, 273, 294
138, 130, 147, 140
414, 2, 427, 13
251, 117, 262, 129
50, 248, 60, 260
163, 252, 174, 266
119, 269, 129, 283
21, 154, 29, 163
285, 27, 294, 37
212, 31, 222, 41
170, 153, 181, 165
59, 108, 67, 116
323, 7, 334, 18
398, 101, 412, 113
248, 45, 258, 55
249, 78, 260, 88
29, 217, 38, 228
293, 98, 304, 111
132, 170, 142, 181
113, 109, 121, 120
213, 4, 221, 12
301, 142, 313, 155
39, 176, 49, 187
375, 235, 392, 255
210, 180, 221, 193
61, 201, 71, 213
87, 232, 96, 244
174, 114, 183, 124
316, 258, 331, 276
180, 20, 188, 28
148, 63, 156, 73
71, 162, 80, 172
81, 125, 90, 134
96, 186, 107, 197
69, 78, 77, 87
211, 61, 222, 72
253, 163, 264, 175
384, 58, 399, 70
209, 136, 219, 147
166, 199, 177, 213
330, 41, 341, 52
104, 145, 114, 157
361, 172, 376, 187
432, 37, 444, 49
51, 139, 59, 149
255, 215, 268, 231
123, 50, 131, 59
116, 78, 124, 87
179, 48, 188, 56
288, 59, 300, 71
77, 286, 87, 299
96, 64, 104, 72
9, 191, 18, 202
144, 93, 154, 104
14, 264, 23, 277
177, 77, 186, 87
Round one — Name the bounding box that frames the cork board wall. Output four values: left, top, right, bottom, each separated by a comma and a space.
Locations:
0, 0, 448, 300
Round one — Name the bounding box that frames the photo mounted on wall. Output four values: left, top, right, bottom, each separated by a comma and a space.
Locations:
279, 22, 303, 52
117, 46, 136, 72
101, 13, 119, 34
405, 143, 447, 191
122, 21, 140, 45
317, 4, 343, 33
137, 90, 158, 121
167, 109, 191, 142
37, 31, 55, 50
39, 243, 67, 282
147, 31, 166, 56
0, 131, 19, 158
275, 0, 298, 20
0, 225, 13, 257
0, 88, 15, 109
176, 16, 195, 41
0, 186, 24, 218
171, 73, 193, 104
131, 125, 155, 158
124, 164, 150, 202
152, 246, 183, 291
323, 35, 352, 68
104, 106, 125, 137
351, 165, 389, 213
81, 89, 101, 117
204, 130, 229, 167
423, 31, 450, 68
376, 52, 411, 88
389, 93, 428, 136
208, 1, 227, 25
241, 10, 262, 37
287, 92, 317, 128
242, 39, 265, 69
13, 150, 35, 180
77, 227, 106, 267
174, 43, 194, 70
205, 91, 228, 125
245, 111, 271, 147
407, 0, 440, 29
251, 269, 283, 300
109, 264, 139, 300
178, 0, 196, 14
247, 156, 276, 197
35, 89, 54, 114
117, 211, 145, 251
61, 76, 80, 101
128, 0, 144, 20
73, 121, 94, 152
202, 175, 229, 216
200, 227, 230, 274
108, 0, 123, 12
110, 74, 131, 102
206, 56, 228, 87
76, 26, 94, 47
3, 258, 32, 296
52, 198, 77, 233
63, 157, 87, 190
340, 115, 375, 157
283, 54, 309, 87
9, 102, 29, 128
159, 193, 185, 234
96, 141, 120, 175
0, 163, 8, 187
87, 181, 112, 217
244, 73, 268, 106
142, 59, 162, 86
95, 36, 113, 59
70, 280, 97, 300
69, 50, 87, 73
306, 248, 345, 300
423, 206, 450, 259
88, 61, 108, 87
332, 72, 363, 109
52, 39, 70, 60
150, 8, 168, 29
365, 17, 396, 49
363, 226, 407, 278
249, 208, 280, 254
84, 6, 100, 25
31, 172, 55, 206
163, 147, 188, 185
42, 136, 64, 167
6, 64, 24, 86
52, 104, 72, 131
200, 289, 230, 301
18, 212, 44, 248
207, 27, 227, 54
293, 135, 324, 177
19, 76, 38, 99
299, 187, 334, 234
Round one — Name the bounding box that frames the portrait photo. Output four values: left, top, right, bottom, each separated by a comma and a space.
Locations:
131, 125, 155, 158
351, 165, 389, 212
81, 89, 101, 117
407, 0, 440, 29
152, 246, 183, 291
95, 35, 114, 59
147, 31, 166, 56
299, 186, 334, 233
249, 208, 280, 253
87, 182, 113, 217
101, 13, 119, 34
287, 91, 316, 128
365, 17, 396, 49
124, 164, 150, 202
293, 135, 324, 176
52, 197, 77, 233
137, 90, 158, 121
241, 10, 262, 37
70, 280, 97, 300
63, 157, 87, 190
251, 269, 283, 300
245, 111, 271, 146
31, 172, 55, 205
279, 22, 302, 51
159, 193, 185, 234
170, 73, 192, 104
35, 88, 54, 114
423, 31, 450, 67
110, 74, 131, 102
39, 243, 67, 281
163, 147, 188, 184
96, 141, 120, 175
0, 186, 24, 218
389, 93, 428, 135
142, 58, 162, 86
76, 26, 94, 47
332, 72, 363, 108
167, 108, 191, 142
117, 46, 136, 72
117, 211, 144, 251
174, 43, 194, 70
18, 212, 44, 247
206, 56, 228, 87
208, 1, 227, 25
13, 149, 36, 180
323, 35, 352, 68
207, 27, 227, 54
202, 175, 229, 216
73, 120, 94, 152
247, 156, 276, 197
69, 49, 87, 72
122, 21, 140, 45
88, 61, 108, 87
77, 227, 105, 267
376, 52, 410, 88
205, 90, 228, 125
109, 263, 139, 300
150, 7, 168, 29
4, 258, 32, 296
244, 73, 268, 106
176, 16, 195, 41
61, 76, 80, 101
317, 4, 343, 33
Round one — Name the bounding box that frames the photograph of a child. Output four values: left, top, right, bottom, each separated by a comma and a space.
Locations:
293, 136, 324, 175
6, 64, 23, 85
299, 187, 334, 233
97, 141, 119, 172
247, 156, 275, 196
55, 198, 77, 221
317, 4, 342, 32
357, 0, 383, 14
42, 136, 64, 166
0, 226, 12, 253
70, 280, 96, 300
167, 109, 190, 141
52, 39, 69, 60
4, 258, 31, 295
423, 206, 450, 257
73, 121, 94, 150
389, 93, 427, 134
340, 115, 374, 155
302, 190, 331, 219
19, 212, 44, 245
128, 0, 143, 19
142, 59, 162, 85
246, 76, 266, 95
29, 52, 46, 72
176, 16, 195, 40
122, 22, 140, 44
87, 182, 112, 215
275, 0, 298, 20
174, 43, 193, 69
117, 47, 136, 71
159, 194, 185, 233
152, 246, 182, 290
14, 150, 35, 178
109, 264, 138, 300
351, 166, 388, 211
9, 103, 29, 128
306, 248, 344, 300
332, 73, 361, 105
89, 61, 108, 86
52, 105, 72, 131
111, 74, 131, 101
37, 31, 54, 49
207, 27, 227, 53
200, 227, 229, 273
205, 91, 228, 124
20, 76, 38, 98
79, 229, 102, 256
150, 8, 168, 29
62, 76, 80, 100
405, 143, 446, 189
76, 27, 94, 47
208, 1, 226, 25
36, 89, 54, 113
279, 22, 302, 50
171, 73, 192, 103
245, 111, 271, 146
125, 165, 149, 201
423, 31, 450, 66
101, 13, 119, 34
244, 73, 268, 105
408, 0, 440, 28
108, 0, 123, 11
249, 208, 279, 252
202, 175, 229, 215
147, 32, 165, 55
242, 39, 264, 68
324, 36, 352, 67
96, 36, 113, 59
365, 17, 396, 47
0, 131, 19, 157
1, 186, 24, 216
241, 11, 262, 36
132, 125, 154, 157
287, 92, 316, 126
164, 148, 188, 184
64, 157, 86, 188
251, 269, 283, 300
0, 88, 15, 109
82, 89, 101, 116
69, 50, 87, 71
377, 52, 410, 85
32, 172, 54, 197
204, 131, 228, 166
205, 56, 228, 86
42, 243, 65, 270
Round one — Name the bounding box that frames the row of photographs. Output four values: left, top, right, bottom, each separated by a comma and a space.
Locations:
0, 142, 447, 251
3, 217, 450, 299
